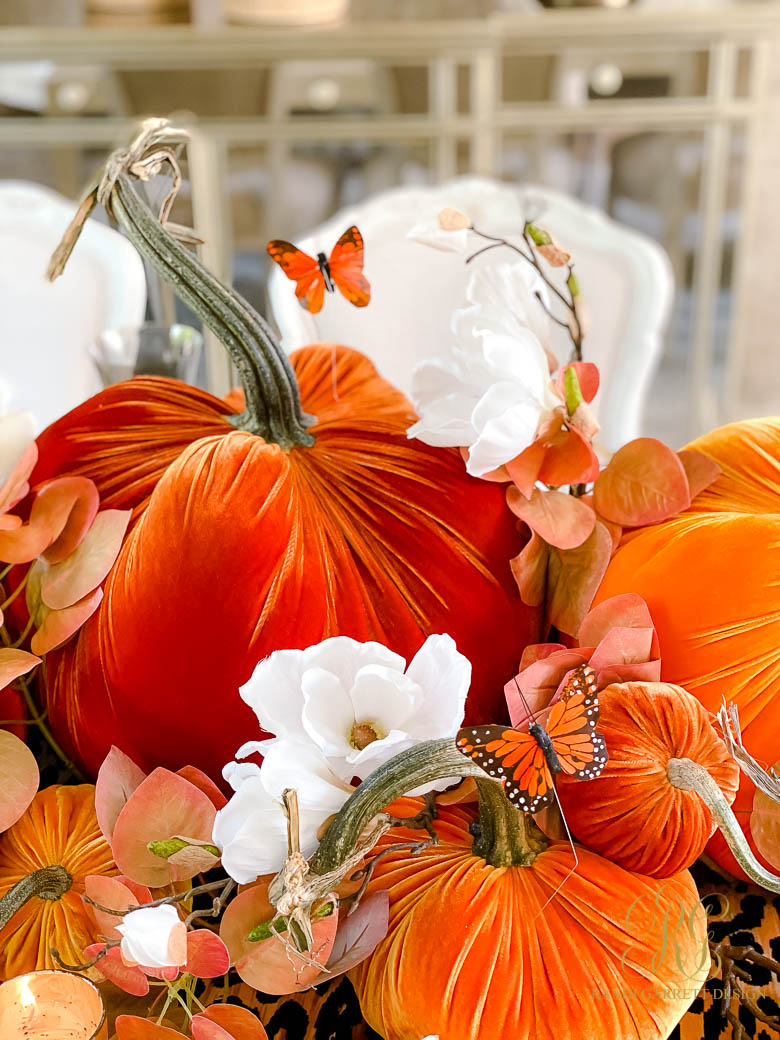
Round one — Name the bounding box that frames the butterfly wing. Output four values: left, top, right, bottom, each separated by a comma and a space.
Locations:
328, 226, 371, 308
456, 725, 556, 813
267, 240, 326, 313
545, 665, 609, 781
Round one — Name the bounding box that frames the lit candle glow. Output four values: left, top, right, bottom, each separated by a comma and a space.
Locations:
0, 970, 104, 1039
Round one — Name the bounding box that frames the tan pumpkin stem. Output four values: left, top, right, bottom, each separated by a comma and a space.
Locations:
667, 757, 780, 892
46, 118, 315, 450
473, 778, 548, 867
0, 865, 72, 930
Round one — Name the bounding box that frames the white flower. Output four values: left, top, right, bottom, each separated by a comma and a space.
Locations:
117, 905, 187, 969
215, 633, 472, 884
407, 263, 560, 478
238, 633, 471, 783
213, 742, 353, 885
0, 410, 36, 490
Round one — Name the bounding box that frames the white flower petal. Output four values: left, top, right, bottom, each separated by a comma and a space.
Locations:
403, 634, 471, 739
239, 648, 308, 739
346, 729, 416, 780
117, 905, 186, 969
349, 665, 419, 733
301, 666, 355, 758
222, 759, 262, 792
303, 636, 406, 689
466, 385, 545, 476
213, 776, 291, 883
259, 740, 354, 813
0, 411, 36, 487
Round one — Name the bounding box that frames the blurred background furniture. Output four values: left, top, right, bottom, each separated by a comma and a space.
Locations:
0, 181, 147, 428
0, 3, 778, 444
267, 177, 673, 454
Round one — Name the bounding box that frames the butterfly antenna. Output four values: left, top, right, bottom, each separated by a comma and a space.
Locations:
533, 787, 579, 921
513, 676, 539, 728
330, 342, 340, 401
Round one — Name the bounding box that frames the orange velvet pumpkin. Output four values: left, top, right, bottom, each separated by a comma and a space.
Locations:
0, 784, 117, 979
595, 417, 780, 880
349, 796, 709, 1040
29, 168, 541, 781
556, 681, 740, 877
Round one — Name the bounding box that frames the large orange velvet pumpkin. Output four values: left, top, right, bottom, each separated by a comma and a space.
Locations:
0, 784, 117, 979
556, 681, 740, 877
32, 176, 538, 781
595, 417, 780, 880
349, 795, 709, 1040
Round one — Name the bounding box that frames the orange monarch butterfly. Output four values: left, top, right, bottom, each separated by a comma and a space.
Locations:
267, 225, 371, 314
456, 664, 608, 814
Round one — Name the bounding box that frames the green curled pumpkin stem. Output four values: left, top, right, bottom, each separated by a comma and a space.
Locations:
0, 864, 72, 930
311, 738, 545, 876
47, 120, 315, 450
666, 757, 780, 892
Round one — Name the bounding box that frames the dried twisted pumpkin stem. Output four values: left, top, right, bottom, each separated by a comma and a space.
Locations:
667, 757, 780, 892
47, 118, 315, 450
0, 865, 72, 930
311, 738, 544, 876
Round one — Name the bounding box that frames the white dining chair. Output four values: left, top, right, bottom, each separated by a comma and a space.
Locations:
267, 177, 674, 453
0, 180, 147, 431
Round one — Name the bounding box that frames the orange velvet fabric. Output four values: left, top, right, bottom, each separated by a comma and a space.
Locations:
350, 799, 708, 1040
39, 346, 538, 779
557, 682, 740, 877
0, 785, 116, 979
595, 418, 780, 879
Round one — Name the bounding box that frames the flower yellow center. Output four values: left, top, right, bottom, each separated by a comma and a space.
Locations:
350, 721, 382, 750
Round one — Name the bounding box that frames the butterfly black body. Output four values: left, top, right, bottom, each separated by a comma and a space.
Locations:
316, 252, 336, 292
528, 722, 563, 776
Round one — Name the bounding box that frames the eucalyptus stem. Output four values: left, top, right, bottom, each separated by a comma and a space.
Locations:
667, 757, 780, 892
0, 866, 72, 930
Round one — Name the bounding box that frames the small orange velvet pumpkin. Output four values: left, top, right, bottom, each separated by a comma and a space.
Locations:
349, 796, 709, 1040
0, 784, 117, 979
595, 417, 780, 880
556, 681, 740, 877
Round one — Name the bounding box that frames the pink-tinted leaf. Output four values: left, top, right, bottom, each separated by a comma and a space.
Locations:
145, 963, 181, 982
219, 883, 275, 965
40, 477, 100, 563
546, 520, 613, 637
86, 944, 149, 996
507, 486, 595, 550
506, 650, 589, 728
505, 440, 546, 498
578, 593, 653, 646
186, 930, 231, 978
589, 627, 653, 672
678, 448, 722, 500
509, 530, 548, 608
310, 892, 389, 982
596, 659, 661, 687
751, 771, 780, 872
195, 1005, 268, 1040
554, 362, 599, 404
84, 874, 143, 940
116, 1016, 184, 1039
30, 586, 103, 655
0, 728, 39, 832
0, 441, 37, 517
111, 767, 218, 886
0, 476, 99, 565
167, 838, 221, 877
0, 647, 40, 690
518, 643, 567, 670
593, 437, 691, 526
191, 1021, 233, 1040
538, 242, 571, 267
176, 765, 228, 810
40, 509, 131, 610
234, 913, 338, 995
95, 745, 146, 844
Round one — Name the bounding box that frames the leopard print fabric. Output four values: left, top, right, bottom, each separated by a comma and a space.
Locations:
673, 862, 780, 1040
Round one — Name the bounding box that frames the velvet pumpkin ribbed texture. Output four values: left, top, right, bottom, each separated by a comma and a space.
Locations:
349, 799, 708, 1040
37, 346, 538, 780
556, 681, 740, 877
595, 417, 780, 881
0, 784, 117, 979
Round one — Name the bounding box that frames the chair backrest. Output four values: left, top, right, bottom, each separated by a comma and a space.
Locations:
0, 180, 147, 431
267, 176, 673, 453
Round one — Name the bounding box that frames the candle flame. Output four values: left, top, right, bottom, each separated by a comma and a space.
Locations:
19, 976, 35, 1010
